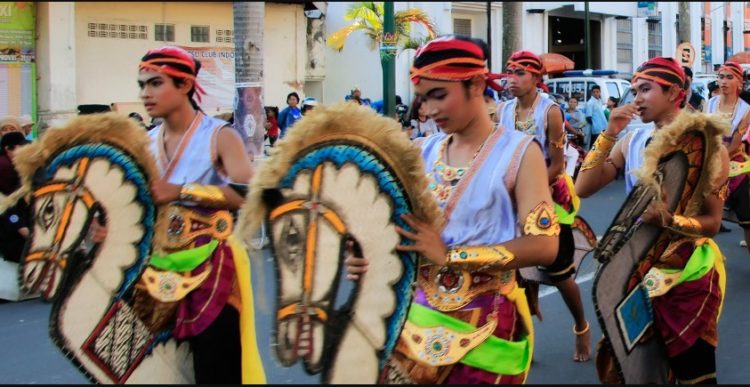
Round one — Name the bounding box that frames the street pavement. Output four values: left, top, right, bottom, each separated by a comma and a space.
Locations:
2, 178, 750, 384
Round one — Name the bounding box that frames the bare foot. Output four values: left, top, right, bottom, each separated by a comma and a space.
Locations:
573, 322, 591, 362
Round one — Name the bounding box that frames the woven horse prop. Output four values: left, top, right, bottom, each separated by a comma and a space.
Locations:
236, 102, 442, 383
592, 112, 727, 384
5, 113, 194, 384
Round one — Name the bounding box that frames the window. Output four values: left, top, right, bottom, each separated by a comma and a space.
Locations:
605, 82, 620, 99
616, 18, 633, 74
88, 22, 147, 39
215, 29, 233, 44
648, 21, 662, 58
571, 81, 585, 101
155, 23, 175, 42
191, 25, 210, 43
558, 81, 572, 98
453, 18, 472, 37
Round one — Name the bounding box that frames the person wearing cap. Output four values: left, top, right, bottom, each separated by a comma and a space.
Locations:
300, 96, 318, 115
576, 57, 728, 384
18, 114, 33, 140
497, 50, 590, 363
704, 60, 750, 253
346, 34, 559, 384
0, 115, 21, 135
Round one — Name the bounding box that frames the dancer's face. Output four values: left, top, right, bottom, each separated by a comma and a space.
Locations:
631, 78, 679, 124
414, 76, 483, 134
505, 67, 538, 97
138, 70, 192, 118
718, 68, 741, 96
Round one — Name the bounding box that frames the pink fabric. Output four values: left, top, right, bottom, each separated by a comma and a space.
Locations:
172, 237, 236, 339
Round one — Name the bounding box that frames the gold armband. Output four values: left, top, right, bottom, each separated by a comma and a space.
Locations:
550, 130, 566, 150
666, 215, 703, 238
523, 202, 560, 236
179, 183, 228, 207
447, 244, 516, 268
580, 132, 617, 172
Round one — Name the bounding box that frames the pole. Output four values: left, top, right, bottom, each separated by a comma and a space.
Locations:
584, 1, 591, 69
487, 1, 492, 70
383, 1, 396, 118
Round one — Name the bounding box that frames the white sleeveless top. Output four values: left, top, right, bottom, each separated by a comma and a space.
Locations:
149, 112, 230, 186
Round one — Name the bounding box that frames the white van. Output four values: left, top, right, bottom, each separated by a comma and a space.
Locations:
545, 76, 631, 105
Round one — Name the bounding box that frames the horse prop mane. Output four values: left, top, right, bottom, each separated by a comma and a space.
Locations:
236, 102, 442, 383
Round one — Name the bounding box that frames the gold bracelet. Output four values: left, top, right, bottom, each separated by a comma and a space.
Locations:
522, 201, 560, 237
179, 183, 228, 207
666, 214, 703, 237
573, 321, 590, 336
550, 130, 566, 150
447, 244, 516, 268
580, 133, 616, 172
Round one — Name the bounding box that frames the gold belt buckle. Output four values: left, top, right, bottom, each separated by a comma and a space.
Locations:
399, 313, 498, 367
140, 265, 212, 303
165, 204, 233, 250
418, 265, 515, 312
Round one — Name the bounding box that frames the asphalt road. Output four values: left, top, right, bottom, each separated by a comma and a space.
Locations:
2, 178, 750, 384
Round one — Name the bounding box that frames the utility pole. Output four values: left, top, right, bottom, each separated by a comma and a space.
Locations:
584, 1, 591, 69
677, 1, 691, 44
502, 1, 522, 65
487, 1, 492, 70
382, 1, 395, 118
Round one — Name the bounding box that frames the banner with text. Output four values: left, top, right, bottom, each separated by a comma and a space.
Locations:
178, 46, 235, 114
0, 2, 34, 63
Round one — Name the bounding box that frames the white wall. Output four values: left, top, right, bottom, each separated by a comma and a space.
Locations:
322, 2, 384, 104
660, 2, 677, 59
711, 3, 724, 68
690, 1, 703, 72
37, 2, 78, 121
732, 1, 744, 57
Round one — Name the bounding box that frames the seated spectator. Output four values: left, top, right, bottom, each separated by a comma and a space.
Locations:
18, 115, 34, 140
0, 132, 31, 263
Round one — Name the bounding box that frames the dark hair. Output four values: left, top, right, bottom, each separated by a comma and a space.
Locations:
658, 84, 687, 108
408, 95, 424, 122
590, 85, 601, 92
0, 131, 29, 154
264, 106, 279, 117
568, 96, 578, 103
287, 92, 300, 104
682, 66, 693, 78
608, 96, 619, 104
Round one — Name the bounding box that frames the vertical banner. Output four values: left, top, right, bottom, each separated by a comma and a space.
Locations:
234, 82, 265, 158
0, 2, 35, 136
177, 46, 235, 114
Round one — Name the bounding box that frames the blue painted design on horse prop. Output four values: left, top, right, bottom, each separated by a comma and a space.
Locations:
46, 143, 155, 301
279, 142, 417, 366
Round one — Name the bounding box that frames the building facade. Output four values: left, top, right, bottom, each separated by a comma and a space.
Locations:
26, 2, 750, 126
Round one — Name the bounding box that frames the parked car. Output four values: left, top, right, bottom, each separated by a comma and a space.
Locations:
545, 76, 631, 106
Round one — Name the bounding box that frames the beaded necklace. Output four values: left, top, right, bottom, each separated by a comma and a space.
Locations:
514, 94, 541, 136
429, 130, 494, 205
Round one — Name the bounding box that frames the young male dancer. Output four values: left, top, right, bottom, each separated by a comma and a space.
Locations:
348, 35, 560, 384
704, 60, 750, 252
137, 46, 264, 383
497, 50, 591, 362
576, 57, 728, 384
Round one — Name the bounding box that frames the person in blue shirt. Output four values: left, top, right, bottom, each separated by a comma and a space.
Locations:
584, 85, 607, 150
277, 92, 302, 138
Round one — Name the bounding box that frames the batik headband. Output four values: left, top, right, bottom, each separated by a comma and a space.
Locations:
139, 46, 206, 103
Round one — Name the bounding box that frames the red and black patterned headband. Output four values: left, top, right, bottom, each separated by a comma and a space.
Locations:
139, 46, 206, 103
632, 57, 686, 106
505, 51, 545, 75
410, 36, 505, 91
719, 60, 744, 81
